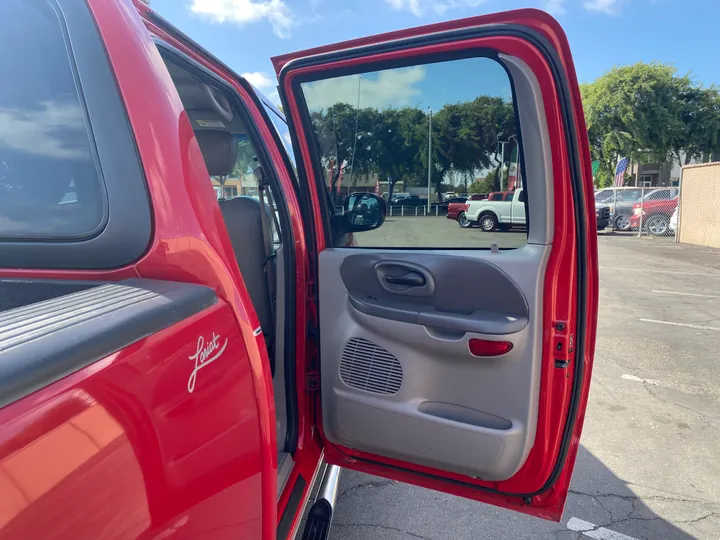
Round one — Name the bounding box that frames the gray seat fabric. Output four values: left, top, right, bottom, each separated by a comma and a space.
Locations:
195, 130, 238, 176
219, 197, 275, 367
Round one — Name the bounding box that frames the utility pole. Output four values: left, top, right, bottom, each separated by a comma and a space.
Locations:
348, 76, 361, 187
496, 133, 509, 191
498, 141, 507, 191
427, 107, 432, 211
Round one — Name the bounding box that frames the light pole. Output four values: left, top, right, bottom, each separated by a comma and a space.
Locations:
508, 134, 518, 189
348, 76, 361, 187
496, 133, 510, 191
427, 107, 432, 211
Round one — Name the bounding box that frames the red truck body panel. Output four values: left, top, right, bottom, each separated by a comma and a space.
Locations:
446, 201, 467, 220
0, 303, 264, 540
0, 1, 286, 538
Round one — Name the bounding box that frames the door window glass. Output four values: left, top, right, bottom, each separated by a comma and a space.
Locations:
263, 102, 296, 168
0, 0, 105, 239
299, 56, 524, 248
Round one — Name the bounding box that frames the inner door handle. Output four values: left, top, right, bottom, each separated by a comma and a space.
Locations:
385, 272, 426, 287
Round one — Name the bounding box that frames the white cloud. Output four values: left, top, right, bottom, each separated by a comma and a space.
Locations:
242, 71, 275, 89
384, 0, 487, 17
544, 0, 566, 16
584, 0, 624, 14
189, 0, 294, 38
303, 67, 427, 112
0, 101, 89, 160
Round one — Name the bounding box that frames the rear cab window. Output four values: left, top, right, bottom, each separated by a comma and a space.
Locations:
0, 0, 151, 270
0, 0, 105, 239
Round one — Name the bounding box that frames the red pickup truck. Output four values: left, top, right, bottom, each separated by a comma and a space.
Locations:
0, 2, 598, 539
447, 195, 486, 227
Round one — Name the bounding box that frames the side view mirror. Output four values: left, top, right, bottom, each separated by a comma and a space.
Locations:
340, 192, 386, 232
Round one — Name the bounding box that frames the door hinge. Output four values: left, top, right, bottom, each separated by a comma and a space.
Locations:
305, 371, 319, 392
552, 321, 573, 369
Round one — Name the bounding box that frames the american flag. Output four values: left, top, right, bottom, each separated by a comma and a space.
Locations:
614, 157, 629, 187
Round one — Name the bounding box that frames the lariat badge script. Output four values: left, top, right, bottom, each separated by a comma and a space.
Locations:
188, 333, 228, 393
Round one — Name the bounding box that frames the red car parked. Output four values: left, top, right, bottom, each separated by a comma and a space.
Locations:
629, 188, 679, 235
0, 2, 599, 539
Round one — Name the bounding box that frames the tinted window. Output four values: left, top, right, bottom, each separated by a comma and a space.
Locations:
595, 190, 614, 202
490, 193, 504, 201
0, 0, 105, 239
647, 190, 669, 200
263, 102, 296, 167
617, 189, 642, 201
518, 190, 526, 202
300, 56, 524, 249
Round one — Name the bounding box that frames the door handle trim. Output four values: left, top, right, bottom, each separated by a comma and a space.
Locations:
374, 261, 434, 297
385, 273, 426, 287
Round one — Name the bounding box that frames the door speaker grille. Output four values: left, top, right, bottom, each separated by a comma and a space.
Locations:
339, 338, 403, 395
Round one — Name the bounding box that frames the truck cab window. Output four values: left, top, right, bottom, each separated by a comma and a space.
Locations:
0, 0, 105, 240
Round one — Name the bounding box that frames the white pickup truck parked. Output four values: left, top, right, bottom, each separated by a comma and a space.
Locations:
461, 187, 611, 231
462, 189, 527, 231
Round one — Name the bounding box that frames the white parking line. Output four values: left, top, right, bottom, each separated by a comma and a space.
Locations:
651, 289, 720, 298
567, 517, 639, 540
639, 318, 720, 331
600, 267, 720, 277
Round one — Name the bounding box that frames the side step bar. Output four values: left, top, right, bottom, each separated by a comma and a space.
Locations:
301, 465, 341, 540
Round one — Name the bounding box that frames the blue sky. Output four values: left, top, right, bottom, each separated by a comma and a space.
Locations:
301, 59, 512, 113
149, 0, 720, 105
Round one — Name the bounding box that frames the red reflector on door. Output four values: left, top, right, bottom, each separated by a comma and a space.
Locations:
468, 338, 513, 357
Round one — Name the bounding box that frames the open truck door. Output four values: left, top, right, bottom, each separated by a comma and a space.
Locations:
273, 9, 598, 521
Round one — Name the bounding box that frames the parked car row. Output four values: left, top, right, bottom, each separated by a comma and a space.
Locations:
450, 188, 610, 232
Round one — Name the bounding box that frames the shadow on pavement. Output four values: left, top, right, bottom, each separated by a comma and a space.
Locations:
566, 445, 704, 539
329, 445, 713, 539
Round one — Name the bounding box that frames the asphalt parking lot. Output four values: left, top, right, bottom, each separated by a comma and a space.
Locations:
331, 219, 720, 540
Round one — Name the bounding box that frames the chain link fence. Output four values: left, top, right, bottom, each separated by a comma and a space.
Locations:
632, 187, 679, 238
599, 186, 678, 237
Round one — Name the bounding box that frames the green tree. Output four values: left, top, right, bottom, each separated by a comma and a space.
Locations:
308, 97, 517, 203
429, 97, 516, 199
581, 63, 689, 182
582, 62, 720, 185
674, 85, 720, 164
309, 103, 362, 201
375, 107, 427, 201
469, 173, 494, 194
232, 137, 258, 177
